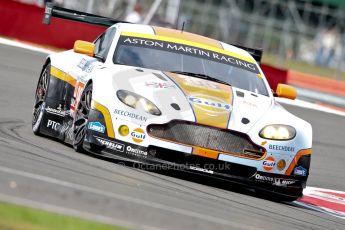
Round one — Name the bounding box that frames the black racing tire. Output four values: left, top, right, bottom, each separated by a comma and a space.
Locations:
73, 83, 93, 153
32, 63, 50, 135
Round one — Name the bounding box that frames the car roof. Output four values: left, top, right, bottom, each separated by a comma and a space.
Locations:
115, 23, 256, 63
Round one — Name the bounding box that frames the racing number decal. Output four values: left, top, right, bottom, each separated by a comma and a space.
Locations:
70, 82, 85, 115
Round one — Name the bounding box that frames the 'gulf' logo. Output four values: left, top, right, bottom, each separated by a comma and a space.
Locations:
131, 128, 146, 143
263, 156, 276, 171
188, 94, 232, 114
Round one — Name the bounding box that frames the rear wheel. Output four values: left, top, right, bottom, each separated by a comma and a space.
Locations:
73, 83, 92, 152
32, 64, 50, 135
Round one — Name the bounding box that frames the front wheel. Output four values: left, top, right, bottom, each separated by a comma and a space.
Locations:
32, 64, 50, 135
73, 83, 93, 152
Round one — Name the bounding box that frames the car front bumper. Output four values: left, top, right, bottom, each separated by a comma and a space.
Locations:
84, 131, 307, 199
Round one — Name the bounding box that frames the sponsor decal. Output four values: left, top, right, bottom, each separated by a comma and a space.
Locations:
269, 144, 295, 152
294, 166, 307, 176
188, 95, 232, 113
118, 35, 259, 74
273, 178, 297, 187
145, 82, 175, 89
255, 173, 274, 183
189, 166, 214, 174
77, 58, 87, 69
46, 104, 65, 117
95, 137, 124, 152
77, 58, 96, 73
47, 119, 60, 131
254, 174, 296, 187
88, 122, 105, 133
114, 109, 147, 122
126, 145, 147, 157
131, 128, 146, 143
263, 156, 276, 171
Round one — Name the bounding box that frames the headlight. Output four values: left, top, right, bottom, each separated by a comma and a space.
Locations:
117, 90, 161, 116
259, 125, 296, 140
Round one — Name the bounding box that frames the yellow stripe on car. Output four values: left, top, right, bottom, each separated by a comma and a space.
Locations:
50, 66, 76, 86
91, 100, 115, 138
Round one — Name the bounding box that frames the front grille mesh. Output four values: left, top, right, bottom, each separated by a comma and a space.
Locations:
148, 121, 265, 158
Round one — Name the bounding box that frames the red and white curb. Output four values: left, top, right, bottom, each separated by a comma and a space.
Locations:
294, 187, 345, 219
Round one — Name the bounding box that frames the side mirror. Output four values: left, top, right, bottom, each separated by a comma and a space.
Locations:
73, 40, 95, 57
276, 84, 297, 100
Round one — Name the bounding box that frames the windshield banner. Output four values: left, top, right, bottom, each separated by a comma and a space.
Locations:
117, 35, 260, 74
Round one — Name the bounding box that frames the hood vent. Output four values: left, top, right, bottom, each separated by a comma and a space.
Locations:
171, 103, 181, 110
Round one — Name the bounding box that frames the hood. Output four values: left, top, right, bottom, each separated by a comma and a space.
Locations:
111, 66, 273, 133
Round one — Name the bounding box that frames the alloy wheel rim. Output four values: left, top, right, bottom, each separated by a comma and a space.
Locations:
32, 67, 49, 125
74, 87, 92, 145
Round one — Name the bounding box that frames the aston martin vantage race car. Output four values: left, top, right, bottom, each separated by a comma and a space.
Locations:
32, 5, 312, 200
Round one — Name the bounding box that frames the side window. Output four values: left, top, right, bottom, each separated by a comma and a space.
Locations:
94, 27, 116, 61
94, 35, 103, 55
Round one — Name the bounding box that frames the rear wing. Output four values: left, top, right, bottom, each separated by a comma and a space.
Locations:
43, 3, 129, 27
232, 44, 263, 64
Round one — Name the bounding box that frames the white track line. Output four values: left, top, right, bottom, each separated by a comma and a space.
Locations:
0, 37, 55, 54
1, 37, 344, 117
277, 97, 345, 117
0, 165, 256, 229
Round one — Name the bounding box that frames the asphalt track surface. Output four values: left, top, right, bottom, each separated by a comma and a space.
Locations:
0, 44, 345, 230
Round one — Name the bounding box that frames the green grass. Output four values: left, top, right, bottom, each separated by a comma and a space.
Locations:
262, 53, 345, 81
0, 202, 129, 230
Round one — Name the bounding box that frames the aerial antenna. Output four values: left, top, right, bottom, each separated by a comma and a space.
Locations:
181, 21, 186, 33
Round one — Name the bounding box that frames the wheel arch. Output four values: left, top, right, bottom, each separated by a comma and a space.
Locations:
85, 79, 93, 88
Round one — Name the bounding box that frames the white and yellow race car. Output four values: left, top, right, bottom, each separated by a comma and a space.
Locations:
32, 5, 312, 201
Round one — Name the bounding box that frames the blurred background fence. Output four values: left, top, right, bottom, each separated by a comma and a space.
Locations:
18, 0, 345, 79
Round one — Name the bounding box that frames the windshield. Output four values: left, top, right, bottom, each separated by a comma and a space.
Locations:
113, 35, 268, 96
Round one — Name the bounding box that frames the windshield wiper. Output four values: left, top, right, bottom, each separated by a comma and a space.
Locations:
170, 71, 231, 86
